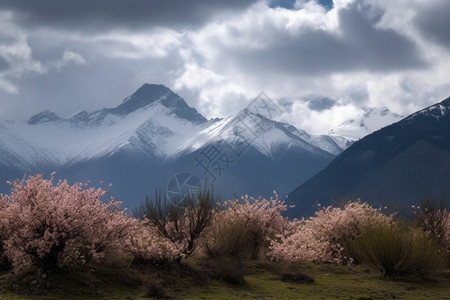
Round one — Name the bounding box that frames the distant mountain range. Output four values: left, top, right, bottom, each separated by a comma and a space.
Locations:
288, 96, 450, 217
0, 84, 404, 211
328, 107, 403, 141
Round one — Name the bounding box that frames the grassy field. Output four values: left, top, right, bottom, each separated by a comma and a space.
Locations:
0, 259, 449, 299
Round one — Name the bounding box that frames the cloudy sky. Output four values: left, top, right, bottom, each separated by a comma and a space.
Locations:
0, 0, 449, 134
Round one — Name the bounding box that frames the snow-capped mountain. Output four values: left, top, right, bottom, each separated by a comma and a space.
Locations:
0, 84, 338, 208
328, 107, 403, 141
1, 84, 210, 166
1, 84, 343, 169
0, 84, 404, 209
179, 108, 344, 158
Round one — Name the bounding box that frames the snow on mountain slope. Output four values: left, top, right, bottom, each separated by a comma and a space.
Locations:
2, 84, 209, 166
404, 97, 450, 122
179, 109, 337, 158
5, 100, 206, 165
327, 107, 403, 141
0, 120, 57, 169
279, 123, 344, 155
2, 84, 384, 171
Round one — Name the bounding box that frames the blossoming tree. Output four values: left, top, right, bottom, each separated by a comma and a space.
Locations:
0, 173, 133, 272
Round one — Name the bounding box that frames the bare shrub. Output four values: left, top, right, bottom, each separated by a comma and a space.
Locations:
200, 216, 253, 260
356, 222, 447, 278
139, 189, 215, 261
415, 195, 450, 252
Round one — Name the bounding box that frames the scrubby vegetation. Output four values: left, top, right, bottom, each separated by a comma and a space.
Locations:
0, 174, 448, 298
355, 222, 447, 277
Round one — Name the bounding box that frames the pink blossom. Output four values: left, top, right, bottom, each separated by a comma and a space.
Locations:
268, 201, 393, 265
0, 174, 135, 272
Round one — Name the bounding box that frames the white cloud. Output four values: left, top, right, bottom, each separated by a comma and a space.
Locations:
91, 29, 183, 60
1, 0, 449, 135
279, 98, 362, 134
170, 0, 450, 131
62, 51, 86, 65
47, 50, 86, 70
0, 12, 46, 94
174, 63, 252, 117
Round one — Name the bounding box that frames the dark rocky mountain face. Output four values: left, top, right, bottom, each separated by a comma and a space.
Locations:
288, 96, 450, 218
111, 83, 207, 124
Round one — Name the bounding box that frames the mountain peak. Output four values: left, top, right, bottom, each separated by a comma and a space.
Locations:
121, 83, 170, 104
328, 106, 403, 140
112, 84, 172, 115
110, 83, 207, 124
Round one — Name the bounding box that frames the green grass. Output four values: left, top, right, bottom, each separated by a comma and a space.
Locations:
0, 260, 449, 299
174, 263, 450, 300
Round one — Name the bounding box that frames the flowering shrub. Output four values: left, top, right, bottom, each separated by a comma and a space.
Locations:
217, 192, 289, 259
268, 201, 392, 265
125, 219, 184, 264
0, 173, 134, 272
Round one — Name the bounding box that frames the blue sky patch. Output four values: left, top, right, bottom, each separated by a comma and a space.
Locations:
270, 0, 333, 10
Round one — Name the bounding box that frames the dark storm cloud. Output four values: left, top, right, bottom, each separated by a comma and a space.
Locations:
0, 56, 10, 71
414, 1, 450, 49
270, 0, 333, 10
0, 0, 258, 31
222, 2, 427, 75
0, 51, 184, 119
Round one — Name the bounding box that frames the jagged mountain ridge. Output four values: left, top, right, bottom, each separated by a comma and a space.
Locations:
28, 84, 207, 126
1, 84, 343, 168
0, 84, 403, 209
0, 84, 341, 208
3, 84, 210, 165
178, 108, 344, 158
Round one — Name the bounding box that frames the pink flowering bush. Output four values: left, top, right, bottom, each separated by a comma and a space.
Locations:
0, 173, 134, 272
125, 219, 185, 264
268, 201, 392, 265
216, 192, 289, 259
0, 197, 11, 270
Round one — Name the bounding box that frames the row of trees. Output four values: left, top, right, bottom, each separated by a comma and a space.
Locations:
0, 173, 448, 278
